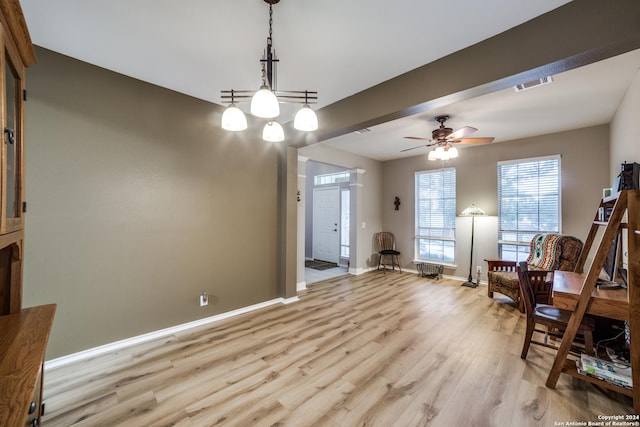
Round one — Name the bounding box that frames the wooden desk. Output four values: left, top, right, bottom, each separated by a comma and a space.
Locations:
552, 270, 628, 321
548, 270, 637, 403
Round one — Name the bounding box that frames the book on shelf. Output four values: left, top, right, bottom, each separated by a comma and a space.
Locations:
576, 354, 632, 389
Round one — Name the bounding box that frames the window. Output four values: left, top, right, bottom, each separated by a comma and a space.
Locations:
340, 188, 350, 258
415, 168, 456, 263
498, 155, 561, 261
314, 171, 350, 186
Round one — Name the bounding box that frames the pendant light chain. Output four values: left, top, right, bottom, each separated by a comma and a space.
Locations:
268, 4, 273, 42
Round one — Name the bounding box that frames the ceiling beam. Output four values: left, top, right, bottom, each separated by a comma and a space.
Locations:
289, 0, 640, 148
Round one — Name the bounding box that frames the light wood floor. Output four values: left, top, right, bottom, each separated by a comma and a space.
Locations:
42, 272, 633, 426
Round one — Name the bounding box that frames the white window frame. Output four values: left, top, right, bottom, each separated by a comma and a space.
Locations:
340, 188, 350, 258
414, 168, 456, 264
314, 171, 350, 186
497, 155, 562, 262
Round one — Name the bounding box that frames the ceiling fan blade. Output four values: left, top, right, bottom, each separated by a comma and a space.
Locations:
448, 126, 477, 140
403, 136, 431, 141
454, 137, 495, 145
400, 144, 428, 152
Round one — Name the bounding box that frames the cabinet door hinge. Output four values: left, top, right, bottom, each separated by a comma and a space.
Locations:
22, 201, 27, 213
23, 89, 27, 101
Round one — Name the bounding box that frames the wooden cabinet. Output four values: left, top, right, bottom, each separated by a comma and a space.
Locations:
0, 3, 56, 427
546, 190, 640, 412
0, 305, 56, 427
0, 0, 36, 315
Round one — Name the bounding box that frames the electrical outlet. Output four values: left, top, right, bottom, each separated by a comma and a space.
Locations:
476, 265, 482, 274
199, 292, 209, 307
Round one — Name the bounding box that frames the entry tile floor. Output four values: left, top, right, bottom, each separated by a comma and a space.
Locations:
304, 266, 349, 284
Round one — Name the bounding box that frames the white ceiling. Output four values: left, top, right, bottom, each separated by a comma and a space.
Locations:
323, 48, 640, 160
20, 0, 640, 161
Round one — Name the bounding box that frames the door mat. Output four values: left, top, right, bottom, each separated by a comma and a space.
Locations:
305, 260, 339, 270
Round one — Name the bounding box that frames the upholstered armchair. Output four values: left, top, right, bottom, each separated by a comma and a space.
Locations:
486, 234, 584, 312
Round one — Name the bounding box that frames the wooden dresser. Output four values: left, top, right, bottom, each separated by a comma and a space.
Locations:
0, 1, 56, 425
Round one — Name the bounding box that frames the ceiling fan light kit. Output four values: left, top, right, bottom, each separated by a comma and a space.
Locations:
402, 115, 495, 160
221, 0, 318, 141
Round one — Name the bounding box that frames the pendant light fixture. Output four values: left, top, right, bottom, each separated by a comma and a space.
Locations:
221, 0, 318, 141
220, 90, 248, 131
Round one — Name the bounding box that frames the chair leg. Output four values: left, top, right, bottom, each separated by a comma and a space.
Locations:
521, 319, 535, 359
395, 255, 402, 273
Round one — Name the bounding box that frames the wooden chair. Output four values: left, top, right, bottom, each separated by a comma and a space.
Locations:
487, 234, 584, 312
517, 262, 595, 359
374, 232, 401, 273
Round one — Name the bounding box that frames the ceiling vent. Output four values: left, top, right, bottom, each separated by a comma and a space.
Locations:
355, 128, 371, 134
514, 76, 553, 92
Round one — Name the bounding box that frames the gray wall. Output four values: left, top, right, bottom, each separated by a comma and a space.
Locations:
23, 48, 282, 359
381, 125, 611, 281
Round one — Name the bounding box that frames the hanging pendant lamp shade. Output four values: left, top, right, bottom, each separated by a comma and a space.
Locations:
221, 0, 318, 141
251, 85, 280, 118
263, 121, 285, 142
221, 104, 248, 131
294, 104, 318, 131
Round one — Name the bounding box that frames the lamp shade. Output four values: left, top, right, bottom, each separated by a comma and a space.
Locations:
448, 146, 459, 159
251, 85, 280, 118
461, 204, 486, 216
221, 104, 247, 131
262, 121, 285, 142
294, 105, 318, 131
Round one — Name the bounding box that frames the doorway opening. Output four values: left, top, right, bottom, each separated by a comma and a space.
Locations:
305, 161, 350, 283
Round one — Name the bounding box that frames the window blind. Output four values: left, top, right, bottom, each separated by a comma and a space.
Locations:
497, 155, 561, 260
415, 168, 456, 262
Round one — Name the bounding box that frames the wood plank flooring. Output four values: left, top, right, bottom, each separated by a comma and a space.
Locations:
41, 272, 633, 426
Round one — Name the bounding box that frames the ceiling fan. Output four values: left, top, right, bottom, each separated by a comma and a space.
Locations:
401, 115, 495, 153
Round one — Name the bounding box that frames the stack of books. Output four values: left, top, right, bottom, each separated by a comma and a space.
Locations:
576, 354, 632, 390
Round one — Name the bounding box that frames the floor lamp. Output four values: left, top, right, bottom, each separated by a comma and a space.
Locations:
461, 204, 486, 288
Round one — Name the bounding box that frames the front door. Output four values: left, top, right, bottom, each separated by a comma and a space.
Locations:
313, 187, 340, 263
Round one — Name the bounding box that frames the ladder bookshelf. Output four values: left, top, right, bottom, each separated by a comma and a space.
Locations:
545, 189, 640, 412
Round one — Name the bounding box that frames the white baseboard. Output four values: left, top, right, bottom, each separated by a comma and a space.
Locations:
282, 296, 300, 304
349, 266, 375, 275
296, 281, 307, 291
45, 296, 298, 370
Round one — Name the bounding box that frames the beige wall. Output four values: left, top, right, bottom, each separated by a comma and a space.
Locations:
611, 69, 640, 177
381, 125, 610, 281
23, 48, 283, 359
610, 68, 640, 270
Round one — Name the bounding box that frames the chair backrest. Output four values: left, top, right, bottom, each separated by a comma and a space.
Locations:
375, 232, 396, 252
518, 261, 554, 309
517, 262, 537, 317
526, 234, 583, 271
